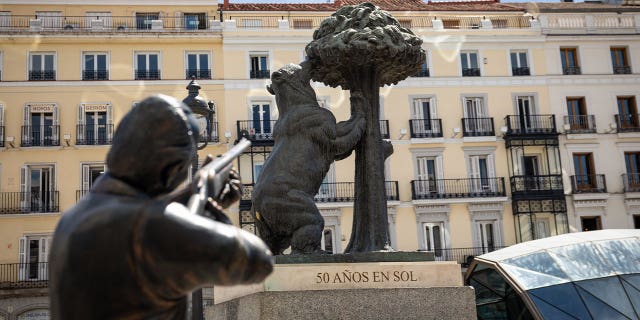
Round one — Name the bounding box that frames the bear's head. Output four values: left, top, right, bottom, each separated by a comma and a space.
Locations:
266, 62, 318, 114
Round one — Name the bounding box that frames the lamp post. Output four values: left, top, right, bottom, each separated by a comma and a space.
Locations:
182, 77, 215, 320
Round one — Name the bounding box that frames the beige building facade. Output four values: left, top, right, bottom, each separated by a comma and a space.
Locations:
0, 0, 639, 317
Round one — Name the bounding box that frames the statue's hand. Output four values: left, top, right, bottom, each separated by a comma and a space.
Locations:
199, 155, 242, 209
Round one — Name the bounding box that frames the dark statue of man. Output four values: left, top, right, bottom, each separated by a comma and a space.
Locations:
49, 95, 273, 319
252, 62, 365, 254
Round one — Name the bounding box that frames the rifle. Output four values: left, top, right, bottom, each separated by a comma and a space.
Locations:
187, 138, 251, 216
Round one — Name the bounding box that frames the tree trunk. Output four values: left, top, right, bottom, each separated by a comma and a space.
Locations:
345, 65, 390, 253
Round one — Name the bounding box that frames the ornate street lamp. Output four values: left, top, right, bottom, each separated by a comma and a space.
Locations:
183, 76, 215, 150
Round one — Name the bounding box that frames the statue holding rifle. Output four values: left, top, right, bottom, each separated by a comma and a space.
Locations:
49, 95, 273, 319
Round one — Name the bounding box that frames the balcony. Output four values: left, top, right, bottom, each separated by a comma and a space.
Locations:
563, 115, 596, 134
623, 173, 640, 193
379, 120, 390, 139
75, 124, 114, 145
29, 70, 55, 81
410, 119, 443, 138
510, 175, 563, 196
20, 125, 60, 147
429, 246, 506, 267
0, 15, 216, 32
0, 191, 59, 214
613, 66, 632, 75
315, 181, 399, 203
0, 263, 48, 289
562, 66, 581, 75
512, 67, 530, 76
462, 118, 494, 137
185, 69, 211, 80
411, 178, 506, 200
571, 175, 606, 194
412, 68, 430, 77
200, 121, 220, 143
615, 114, 640, 133
542, 13, 640, 35
250, 69, 270, 79
237, 120, 277, 144
82, 70, 109, 80
135, 70, 161, 80
504, 115, 557, 136
462, 68, 481, 77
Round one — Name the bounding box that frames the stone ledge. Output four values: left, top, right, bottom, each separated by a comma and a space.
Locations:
274, 251, 434, 264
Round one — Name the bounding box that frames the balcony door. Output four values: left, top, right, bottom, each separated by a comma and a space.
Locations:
618, 96, 638, 129
251, 103, 272, 138
423, 222, 445, 258
20, 165, 55, 212
82, 163, 106, 193
523, 155, 540, 190
18, 235, 51, 281
625, 152, 640, 189
573, 153, 595, 191
567, 97, 587, 130
321, 227, 336, 254
416, 156, 438, 195
412, 98, 436, 133
516, 96, 535, 131
31, 112, 54, 146
469, 155, 495, 193
475, 220, 496, 254
463, 97, 488, 133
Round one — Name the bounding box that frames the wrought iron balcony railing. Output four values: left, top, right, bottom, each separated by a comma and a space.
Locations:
462, 68, 481, 77
563, 115, 596, 133
29, 70, 56, 81
504, 115, 557, 136
315, 181, 399, 202
82, 70, 109, 80
512, 67, 530, 76
623, 173, 640, 193
0, 262, 49, 289
250, 69, 270, 79
21, 125, 60, 147
613, 65, 632, 75
563, 66, 581, 75
426, 246, 506, 266
76, 189, 89, 202
410, 119, 443, 138
135, 69, 161, 80
411, 178, 505, 200
185, 69, 211, 80
616, 114, 640, 132
379, 120, 390, 139
462, 118, 494, 137
571, 174, 606, 193
510, 175, 563, 194
0, 15, 215, 31
0, 191, 59, 214
237, 120, 277, 142
75, 124, 114, 145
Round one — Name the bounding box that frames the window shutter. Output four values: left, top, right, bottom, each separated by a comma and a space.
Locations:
106, 103, 113, 124
82, 164, 90, 192
18, 236, 26, 280
23, 104, 31, 127
430, 98, 438, 119
0, 104, 4, 126
20, 166, 28, 210
39, 237, 47, 279
52, 105, 59, 145
77, 104, 85, 142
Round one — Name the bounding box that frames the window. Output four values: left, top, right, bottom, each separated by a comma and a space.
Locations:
413, 51, 429, 77
0, 51, 3, 81
29, 53, 55, 81
610, 47, 631, 74
410, 97, 440, 137
77, 103, 113, 145
580, 216, 602, 232
634, 215, 640, 229
81, 163, 106, 193
624, 152, 640, 191
462, 96, 492, 136
573, 153, 595, 191
22, 103, 59, 147
321, 227, 336, 253
617, 96, 639, 130
183, 12, 206, 30
0, 104, 4, 147
185, 52, 210, 79
249, 102, 273, 140
515, 95, 536, 131
510, 50, 530, 76
250, 53, 269, 79
415, 156, 439, 195
566, 97, 589, 131
85, 12, 112, 28
468, 155, 494, 193
560, 48, 580, 75
253, 162, 264, 182
461, 51, 480, 76
20, 164, 57, 213
18, 235, 52, 281
423, 222, 444, 258
36, 11, 62, 29
475, 220, 497, 253
534, 217, 550, 239
135, 52, 160, 80
83, 52, 108, 80
136, 12, 159, 30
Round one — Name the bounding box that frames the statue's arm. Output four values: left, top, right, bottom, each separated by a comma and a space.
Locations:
141, 203, 273, 293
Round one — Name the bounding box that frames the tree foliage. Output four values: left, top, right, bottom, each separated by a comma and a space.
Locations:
305, 2, 425, 90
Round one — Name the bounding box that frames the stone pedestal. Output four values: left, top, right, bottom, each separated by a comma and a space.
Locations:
209, 253, 476, 319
